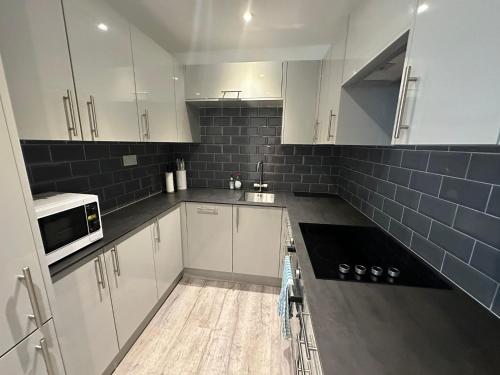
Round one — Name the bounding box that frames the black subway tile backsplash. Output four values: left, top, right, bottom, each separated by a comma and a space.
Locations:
454, 207, 500, 249
467, 153, 500, 185
410, 233, 445, 269
337, 144, 500, 317
470, 242, 500, 283
442, 254, 498, 306
427, 151, 470, 178
428, 221, 474, 262
21, 140, 170, 213
439, 177, 491, 211
418, 194, 457, 226
169, 105, 338, 193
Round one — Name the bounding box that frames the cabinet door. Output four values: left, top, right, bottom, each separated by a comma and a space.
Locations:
233, 206, 283, 278
154, 207, 183, 297
393, 0, 500, 145
0, 0, 79, 140
343, 0, 415, 83
130, 25, 177, 142
52, 253, 118, 375
185, 203, 232, 272
174, 63, 200, 142
104, 225, 157, 347
63, 0, 140, 141
316, 18, 349, 144
185, 62, 283, 100
0, 84, 51, 356
282, 61, 321, 144
0, 319, 65, 375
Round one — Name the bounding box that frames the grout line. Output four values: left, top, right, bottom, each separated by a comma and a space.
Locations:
484, 185, 494, 213
490, 284, 499, 310
468, 241, 477, 264
439, 252, 446, 272
464, 153, 472, 179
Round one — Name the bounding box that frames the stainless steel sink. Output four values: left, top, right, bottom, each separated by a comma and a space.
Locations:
243, 191, 275, 203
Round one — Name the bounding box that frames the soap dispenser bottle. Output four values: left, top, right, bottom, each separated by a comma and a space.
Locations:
229, 175, 235, 190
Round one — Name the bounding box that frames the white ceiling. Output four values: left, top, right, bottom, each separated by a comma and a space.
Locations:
107, 0, 358, 63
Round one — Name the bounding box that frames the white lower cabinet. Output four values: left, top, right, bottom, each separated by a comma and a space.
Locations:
233, 206, 283, 278
104, 224, 158, 348
185, 203, 233, 272
0, 319, 65, 375
52, 252, 119, 375
153, 207, 184, 298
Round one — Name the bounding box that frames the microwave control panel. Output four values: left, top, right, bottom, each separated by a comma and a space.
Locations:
85, 202, 101, 233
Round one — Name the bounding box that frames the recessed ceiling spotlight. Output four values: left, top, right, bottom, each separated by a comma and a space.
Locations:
417, 3, 429, 13
97, 23, 108, 31
243, 11, 253, 23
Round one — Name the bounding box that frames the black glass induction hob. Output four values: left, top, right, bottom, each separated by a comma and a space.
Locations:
299, 223, 451, 289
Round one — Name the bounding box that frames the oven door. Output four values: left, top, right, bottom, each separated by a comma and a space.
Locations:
38, 204, 89, 260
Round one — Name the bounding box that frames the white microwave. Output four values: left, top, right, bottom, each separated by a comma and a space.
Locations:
34, 193, 103, 265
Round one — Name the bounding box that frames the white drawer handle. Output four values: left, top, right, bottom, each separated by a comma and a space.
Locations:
196, 207, 218, 215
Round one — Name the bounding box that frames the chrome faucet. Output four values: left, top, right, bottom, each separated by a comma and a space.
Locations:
254, 160, 268, 192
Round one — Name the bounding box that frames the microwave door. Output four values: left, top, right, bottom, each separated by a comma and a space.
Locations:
38, 205, 88, 255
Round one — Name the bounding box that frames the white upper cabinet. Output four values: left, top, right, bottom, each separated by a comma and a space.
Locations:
130, 25, 177, 142
393, 0, 500, 145
0, 0, 80, 140
62, 0, 140, 141
185, 61, 284, 100
282, 61, 321, 144
0, 72, 52, 356
343, 0, 416, 83
174, 62, 200, 142
316, 18, 349, 144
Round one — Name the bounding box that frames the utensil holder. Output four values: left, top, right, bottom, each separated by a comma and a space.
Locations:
176, 170, 187, 190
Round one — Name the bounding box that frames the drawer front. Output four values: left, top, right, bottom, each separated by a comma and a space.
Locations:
0, 319, 64, 375
185, 203, 232, 272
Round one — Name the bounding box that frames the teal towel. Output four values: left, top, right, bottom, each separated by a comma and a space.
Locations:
278, 255, 293, 338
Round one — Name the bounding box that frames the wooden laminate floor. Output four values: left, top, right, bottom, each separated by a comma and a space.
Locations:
114, 277, 292, 375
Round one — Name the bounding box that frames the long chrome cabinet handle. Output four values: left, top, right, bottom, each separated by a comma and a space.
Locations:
236, 206, 239, 232
141, 110, 149, 140
394, 65, 417, 139
111, 246, 121, 276
94, 256, 106, 289
86, 99, 94, 138
145, 109, 151, 139
327, 110, 336, 140
63, 89, 78, 137
156, 219, 161, 242
35, 338, 54, 375
17, 267, 43, 328
86, 95, 99, 138
91, 96, 98, 137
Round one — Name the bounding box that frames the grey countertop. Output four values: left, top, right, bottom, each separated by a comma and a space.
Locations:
49, 189, 286, 277
284, 194, 500, 374
49, 188, 500, 374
